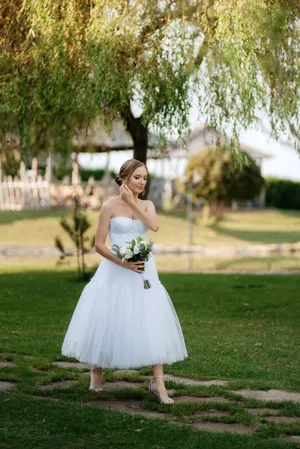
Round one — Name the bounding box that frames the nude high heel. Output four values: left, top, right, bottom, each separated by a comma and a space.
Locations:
148, 375, 174, 405
89, 368, 103, 392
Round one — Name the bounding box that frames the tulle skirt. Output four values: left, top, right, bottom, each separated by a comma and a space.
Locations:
61, 255, 188, 368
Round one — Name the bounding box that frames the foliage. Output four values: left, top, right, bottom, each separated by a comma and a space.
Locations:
265, 178, 300, 210
0, 0, 299, 160
0, 149, 20, 177
79, 168, 117, 182
184, 149, 265, 204
55, 195, 94, 280
54, 166, 72, 181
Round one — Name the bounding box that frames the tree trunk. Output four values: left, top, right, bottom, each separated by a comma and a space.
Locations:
124, 111, 148, 164
124, 110, 150, 197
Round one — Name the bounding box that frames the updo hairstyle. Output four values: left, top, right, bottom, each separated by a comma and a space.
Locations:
115, 159, 147, 187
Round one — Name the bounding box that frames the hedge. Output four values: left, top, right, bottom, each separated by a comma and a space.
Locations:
265, 178, 300, 210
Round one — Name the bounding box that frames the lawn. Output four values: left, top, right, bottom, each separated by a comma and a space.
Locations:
1, 267, 300, 448
0, 208, 299, 248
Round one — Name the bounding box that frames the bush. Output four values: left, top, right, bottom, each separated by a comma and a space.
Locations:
54, 166, 72, 181
265, 178, 300, 210
184, 148, 265, 203
79, 168, 117, 182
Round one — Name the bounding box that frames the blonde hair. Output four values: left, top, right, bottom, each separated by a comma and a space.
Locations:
115, 159, 148, 187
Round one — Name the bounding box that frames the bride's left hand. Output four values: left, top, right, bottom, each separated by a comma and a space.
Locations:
120, 184, 134, 203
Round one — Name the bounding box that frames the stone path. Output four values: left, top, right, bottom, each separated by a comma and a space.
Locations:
229, 388, 300, 403
2, 361, 300, 442
0, 381, 17, 390
0, 361, 16, 367
164, 374, 229, 387
52, 361, 90, 369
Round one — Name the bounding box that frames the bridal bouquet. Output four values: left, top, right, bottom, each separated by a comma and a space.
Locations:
111, 236, 154, 289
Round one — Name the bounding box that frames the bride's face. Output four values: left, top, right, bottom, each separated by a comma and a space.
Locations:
126, 166, 148, 195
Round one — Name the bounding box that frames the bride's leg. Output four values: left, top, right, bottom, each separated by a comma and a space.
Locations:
90, 366, 103, 388
151, 364, 170, 398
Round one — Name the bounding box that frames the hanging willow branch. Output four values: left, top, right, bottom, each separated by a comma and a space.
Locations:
0, 0, 299, 157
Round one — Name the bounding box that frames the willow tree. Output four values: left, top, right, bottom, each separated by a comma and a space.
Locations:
1, 0, 299, 164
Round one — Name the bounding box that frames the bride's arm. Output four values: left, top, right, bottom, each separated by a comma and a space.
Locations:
94, 203, 125, 266
121, 185, 159, 232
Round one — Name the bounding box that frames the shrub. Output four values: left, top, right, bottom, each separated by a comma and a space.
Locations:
265, 178, 300, 210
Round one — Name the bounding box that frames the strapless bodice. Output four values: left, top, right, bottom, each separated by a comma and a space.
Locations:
109, 216, 148, 246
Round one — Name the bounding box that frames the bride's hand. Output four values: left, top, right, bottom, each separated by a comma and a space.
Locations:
119, 184, 134, 203
123, 260, 145, 273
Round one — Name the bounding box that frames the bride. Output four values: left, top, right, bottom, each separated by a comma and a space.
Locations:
61, 159, 188, 405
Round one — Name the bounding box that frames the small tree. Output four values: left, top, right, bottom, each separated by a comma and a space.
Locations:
55, 195, 94, 280
184, 149, 265, 218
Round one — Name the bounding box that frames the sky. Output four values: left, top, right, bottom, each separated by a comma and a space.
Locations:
238, 129, 300, 181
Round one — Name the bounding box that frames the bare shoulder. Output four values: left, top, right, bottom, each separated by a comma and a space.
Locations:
99, 199, 116, 216
144, 200, 156, 209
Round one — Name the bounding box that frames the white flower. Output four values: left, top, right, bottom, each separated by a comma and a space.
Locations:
125, 249, 133, 259
133, 245, 140, 255
120, 245, 127, 256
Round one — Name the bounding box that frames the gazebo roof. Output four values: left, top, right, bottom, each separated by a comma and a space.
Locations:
73, 119, 159, 152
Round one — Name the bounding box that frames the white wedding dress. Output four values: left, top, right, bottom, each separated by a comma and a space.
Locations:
61, 216, 188, 368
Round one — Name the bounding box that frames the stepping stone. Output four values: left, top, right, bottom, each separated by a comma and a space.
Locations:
0, 361, 16, 368
87, 399, 170, 420
167, 389, 176, 397
52, 362, 90, 370
31, 368, 55, 374
164, 375, 228, 387
247, 408, 281, 416
174, 396, 232, 404
281, 435, 300, 443
192, 422, 255, 435
230, 389, 300, 403
195, 411, 230, 418
0, 381, 17, 390
264, 416, 300, 423
113, 370, 139, 375
103, 381, 144, 391
39, 380, 76, 390
29, 395, 59, 402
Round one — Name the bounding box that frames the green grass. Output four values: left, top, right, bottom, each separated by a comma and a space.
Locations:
1, 268, 300, 390
0, 208, 299, 247
3, 394, 297, 449
1, 267, 300, 448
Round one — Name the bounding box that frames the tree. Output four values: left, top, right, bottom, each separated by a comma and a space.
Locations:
184, 148, 265, 216
1, 1, 299, 164
55, 195, 94, 280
